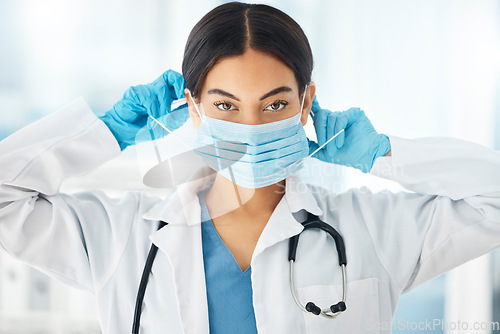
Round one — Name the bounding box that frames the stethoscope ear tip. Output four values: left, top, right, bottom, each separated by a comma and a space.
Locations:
305, 302, 321, 315
331, 301, 346, 313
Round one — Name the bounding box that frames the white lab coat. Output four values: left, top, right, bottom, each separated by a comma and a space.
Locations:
0, 97, 499, 334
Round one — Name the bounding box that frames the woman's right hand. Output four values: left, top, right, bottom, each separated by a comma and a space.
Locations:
99, 69, 188, 151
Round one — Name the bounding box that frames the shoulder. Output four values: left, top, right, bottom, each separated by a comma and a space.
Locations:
306, 182, 426, 222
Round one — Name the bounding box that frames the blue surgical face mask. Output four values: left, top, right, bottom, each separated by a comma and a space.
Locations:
189, 88, 309, 188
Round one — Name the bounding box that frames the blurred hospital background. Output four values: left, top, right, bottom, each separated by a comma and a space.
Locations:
0, 0, 499, 333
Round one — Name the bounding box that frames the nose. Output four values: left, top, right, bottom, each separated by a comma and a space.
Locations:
240, 111, 266, 125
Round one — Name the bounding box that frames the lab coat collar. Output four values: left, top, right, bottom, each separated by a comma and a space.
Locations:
141, 168, 324, 225
250, 172, 324, 260
284, 172, 324, 216
144, 168, 325, 265
141, 167, 216, 225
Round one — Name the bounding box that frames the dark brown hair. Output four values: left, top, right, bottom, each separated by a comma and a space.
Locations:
182, 2, 313, 98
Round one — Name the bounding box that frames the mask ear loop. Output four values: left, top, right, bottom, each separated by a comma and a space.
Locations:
145, 101, 196, 174
297, 84, 308, 125
148, 115, 192, 150
305, 128, 344, 162
300, 84, 315, 118
187, 89, 205, 122
296, 84, 345, 165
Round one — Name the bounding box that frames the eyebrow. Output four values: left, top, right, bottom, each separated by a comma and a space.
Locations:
207, 86, 293, 101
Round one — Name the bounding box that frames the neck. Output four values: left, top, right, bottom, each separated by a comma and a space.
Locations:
205, 173, 286, 220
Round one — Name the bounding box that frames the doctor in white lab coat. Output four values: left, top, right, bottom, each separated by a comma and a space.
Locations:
0, 94, 499, 333
1, 3, 500, 333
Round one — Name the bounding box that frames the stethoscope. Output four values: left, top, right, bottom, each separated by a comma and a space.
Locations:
132, 212, 347, 333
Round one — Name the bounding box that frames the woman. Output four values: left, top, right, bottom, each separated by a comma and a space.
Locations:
0, 2, 499, 333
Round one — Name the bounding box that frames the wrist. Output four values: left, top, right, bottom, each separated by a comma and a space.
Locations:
363, 134, 391, 173
98, 113, 128, 151
376, 134, 391, 158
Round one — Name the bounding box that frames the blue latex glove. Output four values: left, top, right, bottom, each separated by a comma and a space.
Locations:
99, 69, 188, 151
308, 97, 391, 173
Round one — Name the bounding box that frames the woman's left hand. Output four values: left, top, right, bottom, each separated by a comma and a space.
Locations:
308, 97, 391, 173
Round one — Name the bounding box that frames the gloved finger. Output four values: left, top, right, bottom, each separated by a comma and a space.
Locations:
121, 85, 149, 121
165, 69, 186, 100
307, 138, 322, 159
342, 107, 365, 125
310, 96, 322, 121
308, 138, 332, 162
148, 92, 161, 121
326, 111, 341, 157
312, 107, 328, 146
334, 114, 348, 149
129, 80, 161, 119
149, 69, 185, 119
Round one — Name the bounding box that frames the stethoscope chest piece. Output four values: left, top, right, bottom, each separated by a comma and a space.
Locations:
288, 212, 347, 319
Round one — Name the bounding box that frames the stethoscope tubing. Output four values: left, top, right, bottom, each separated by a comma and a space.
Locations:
288, 213, 347, 319
132, 213, 347, 333
290, 261, 347, 318
132, 220, 168, 334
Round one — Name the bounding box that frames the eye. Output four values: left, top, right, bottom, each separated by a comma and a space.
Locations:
214, 101, 237, 111
265, 100, 288, 112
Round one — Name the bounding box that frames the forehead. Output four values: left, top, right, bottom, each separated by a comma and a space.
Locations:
202, 49, 299, 99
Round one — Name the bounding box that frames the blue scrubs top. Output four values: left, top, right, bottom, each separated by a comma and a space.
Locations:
199, 191, 258, 333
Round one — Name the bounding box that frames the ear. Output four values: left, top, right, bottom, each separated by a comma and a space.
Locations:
300, 81, 316, 126
184, 88, 202, 130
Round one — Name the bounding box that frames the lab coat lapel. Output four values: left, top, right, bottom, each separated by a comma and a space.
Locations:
252, 173, 324, 261
144, 169, 215, 334
251, 197, 303, 261
149, 222, 208, 334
